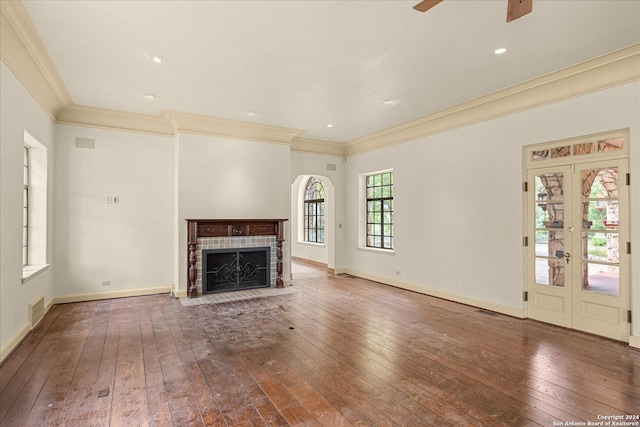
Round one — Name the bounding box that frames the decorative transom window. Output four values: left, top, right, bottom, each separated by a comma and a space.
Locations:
524, 130, 629, 168
303, 177, 325, 243
366, 171, 393, 249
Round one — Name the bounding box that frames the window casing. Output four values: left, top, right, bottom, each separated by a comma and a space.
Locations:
366, 172, 394, 249
22, 131, 49, 282
23, 146, 29, 266
303, 177, 325, 243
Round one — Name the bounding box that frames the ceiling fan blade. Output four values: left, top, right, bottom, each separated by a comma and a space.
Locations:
413, 0, 444, 13
506, 0, 532, 22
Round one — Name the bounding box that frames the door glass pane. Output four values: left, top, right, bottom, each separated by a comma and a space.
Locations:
580, 166, 620, 297
534, 230, 565, 287
582, 232, 618, 263
535, 173, 564, 200
536, 203, 564, 228
582, 201, 619, 229
535, 231, 549, 256
533, 172, 566, 287
535, 257, 564, 287
582, 263, 619, 296
535, 231, 565, 256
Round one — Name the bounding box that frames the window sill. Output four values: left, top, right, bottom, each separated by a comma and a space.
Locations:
357, 246, 395, 255
22, 264, 50, 284
298, 241, 325, 248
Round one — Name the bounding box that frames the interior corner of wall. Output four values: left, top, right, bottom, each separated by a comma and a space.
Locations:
174, 289, 188, 298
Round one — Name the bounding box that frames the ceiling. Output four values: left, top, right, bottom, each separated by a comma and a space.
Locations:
20, 0, 640, 143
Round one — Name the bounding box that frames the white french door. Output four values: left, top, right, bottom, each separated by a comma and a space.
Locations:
525, 144, 630, 341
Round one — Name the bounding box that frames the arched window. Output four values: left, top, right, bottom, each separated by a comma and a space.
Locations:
303, 177, 325, 243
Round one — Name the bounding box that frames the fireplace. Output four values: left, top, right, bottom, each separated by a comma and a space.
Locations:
186, 219, 287, 298
202, 247, 270, 293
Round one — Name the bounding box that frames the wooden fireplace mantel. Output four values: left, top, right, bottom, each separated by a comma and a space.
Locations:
186, 219, 287, 298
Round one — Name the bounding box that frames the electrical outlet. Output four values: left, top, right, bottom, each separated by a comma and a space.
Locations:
101, 280, 110, 286
395, 270, 401, 275
107, 197, 113, 204
113, 196, 119, 204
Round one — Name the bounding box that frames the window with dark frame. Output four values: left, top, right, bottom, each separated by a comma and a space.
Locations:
366, 172, 393, 249
23, 146, 29, 266
303, 177, 325, 243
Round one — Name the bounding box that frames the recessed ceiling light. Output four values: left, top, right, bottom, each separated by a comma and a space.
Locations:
247, 111, 257, 116
494, 48, 507, 55
152, 55, 163, 64
143, 93, 156, 99
382, 99, 393, 105
326, 124, 333, 128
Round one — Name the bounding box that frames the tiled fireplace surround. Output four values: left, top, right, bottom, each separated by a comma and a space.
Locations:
186, 219, 286, 298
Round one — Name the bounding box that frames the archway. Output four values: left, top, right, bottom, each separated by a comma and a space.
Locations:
290, 175, 336, 274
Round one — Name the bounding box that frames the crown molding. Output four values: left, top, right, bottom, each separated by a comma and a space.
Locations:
291, 137, 344, 156
163, 110, 304, 145
344, 43, 640, 156
2, 0, 638, 156
56, 104, 175, 136
0, 0, 72, 118
57, 104, 311, 145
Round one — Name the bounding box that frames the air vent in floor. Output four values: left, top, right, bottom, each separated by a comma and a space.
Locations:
477, 309, 498, 317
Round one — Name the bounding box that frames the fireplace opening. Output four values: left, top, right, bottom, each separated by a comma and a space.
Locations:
202, 247, 271, 293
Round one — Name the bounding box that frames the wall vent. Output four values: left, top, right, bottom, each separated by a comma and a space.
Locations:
29, 294, 45, 328
75, 137, 95, 149
326, 163, 337, 171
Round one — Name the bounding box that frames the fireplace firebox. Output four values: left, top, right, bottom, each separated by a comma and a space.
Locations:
202, 247, 270, 293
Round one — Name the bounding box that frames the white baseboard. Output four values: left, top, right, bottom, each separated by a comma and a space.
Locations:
344, 269, 526, 319
52, 286, 171, 305
174, 289, 188, 298
629, 335, 640, 350
0, 297, 57, 364
0, 322, 30, 364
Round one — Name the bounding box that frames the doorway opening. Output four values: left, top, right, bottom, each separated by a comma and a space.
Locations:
524, 129, 630, 341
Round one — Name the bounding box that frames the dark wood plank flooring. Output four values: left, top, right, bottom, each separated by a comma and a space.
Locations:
1, 263, 639, 426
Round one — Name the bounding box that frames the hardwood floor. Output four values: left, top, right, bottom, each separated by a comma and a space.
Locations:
1, 263, 639, 426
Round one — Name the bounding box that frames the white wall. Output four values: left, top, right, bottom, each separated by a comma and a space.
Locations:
0, 61, 56, 355
290, 151, 345, 270
54, 125, 175, 297
175, 133, 291, 292
345, 82, 640, 332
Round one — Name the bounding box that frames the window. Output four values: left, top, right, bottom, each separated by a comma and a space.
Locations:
22, 131, 48, 282
23, 146, 29, 266
303, 176, 325, 243
366, 171, 393, 249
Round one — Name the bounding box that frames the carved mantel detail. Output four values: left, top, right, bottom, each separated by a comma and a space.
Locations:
186, 219, 287, 298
